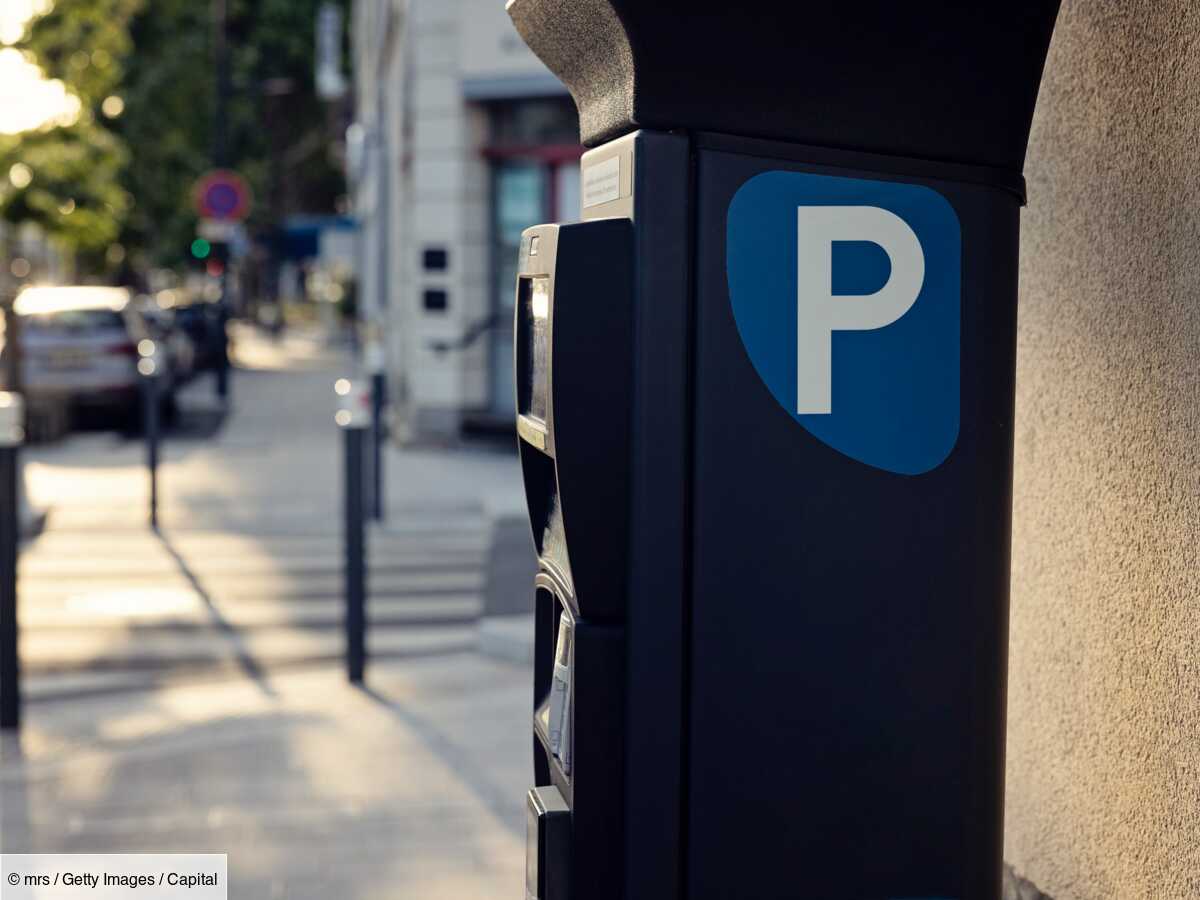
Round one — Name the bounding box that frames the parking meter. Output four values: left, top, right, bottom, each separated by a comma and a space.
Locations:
510, 4, 1060, 899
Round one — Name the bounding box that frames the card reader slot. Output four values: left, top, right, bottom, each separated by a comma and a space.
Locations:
531, 584, 626, 898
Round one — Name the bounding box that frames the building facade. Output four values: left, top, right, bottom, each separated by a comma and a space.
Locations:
350, 0, 579, 441
1004, 2, 1200, 896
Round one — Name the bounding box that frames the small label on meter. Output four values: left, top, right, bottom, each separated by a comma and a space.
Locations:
582, 156, 620, 208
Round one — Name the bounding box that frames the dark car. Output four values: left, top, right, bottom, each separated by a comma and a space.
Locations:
171, 299, 225, 373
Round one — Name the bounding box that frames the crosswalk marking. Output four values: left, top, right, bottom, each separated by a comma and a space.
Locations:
17, 514, 495, 696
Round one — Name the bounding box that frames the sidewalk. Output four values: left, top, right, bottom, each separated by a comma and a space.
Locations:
16, 324, 524, 696
0, 656, 530, 899
2, 325, 533, 898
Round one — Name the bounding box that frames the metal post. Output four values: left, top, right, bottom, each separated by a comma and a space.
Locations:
2, 299, 23, 395
370, 369, 386, 521
141, 363, 161, 531
212, 0, 232, 407
337, 379, 370, 684
215, 296, 230, 403
0, 392, 24, 730
344, 426, 365, 682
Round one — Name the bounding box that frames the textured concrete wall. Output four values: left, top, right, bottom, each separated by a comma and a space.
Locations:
1005, 2, 1200, 897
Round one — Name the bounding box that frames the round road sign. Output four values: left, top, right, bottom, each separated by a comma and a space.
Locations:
194, 170, 252, 221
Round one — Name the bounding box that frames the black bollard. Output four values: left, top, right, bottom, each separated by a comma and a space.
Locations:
138, 346, 162, 531
337, 379, 370, 684
215, 297, 230, 404
2, 300, 23, 396
370, 369, 386, 521
0, 392, 24, 730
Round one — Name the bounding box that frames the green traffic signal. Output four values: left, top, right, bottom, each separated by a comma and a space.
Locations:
190, 238, 212, 259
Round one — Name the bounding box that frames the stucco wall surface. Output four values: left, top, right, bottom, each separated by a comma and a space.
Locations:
1005, 2, 1200, 897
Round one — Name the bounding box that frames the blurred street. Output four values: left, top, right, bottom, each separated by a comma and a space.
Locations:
0, 326, 531, 898
18, 324, 521, 698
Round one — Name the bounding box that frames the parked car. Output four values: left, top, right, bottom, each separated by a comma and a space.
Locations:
170, 298, 226, 373
138, 300, 197, 386
5, 285, 179, 430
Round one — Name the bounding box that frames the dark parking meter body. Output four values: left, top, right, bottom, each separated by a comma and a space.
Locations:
507, 3, 1061, 899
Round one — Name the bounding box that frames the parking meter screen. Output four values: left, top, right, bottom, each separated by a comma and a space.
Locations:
517, 275, 550, 423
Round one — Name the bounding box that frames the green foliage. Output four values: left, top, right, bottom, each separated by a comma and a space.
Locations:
112, 0, 352, 268
225, 0, 352, 223
5, 0, 350, 274
0, 0, 138, 272
19, 0, 139, 109
114, 0, 214, 269
0, 121, 130, 253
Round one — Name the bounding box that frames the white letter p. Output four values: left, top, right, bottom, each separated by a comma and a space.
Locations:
796, 206, 925, 415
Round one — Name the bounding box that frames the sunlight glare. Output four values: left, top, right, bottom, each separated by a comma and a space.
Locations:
0, 47, 82, 134
0, 0, 51, 45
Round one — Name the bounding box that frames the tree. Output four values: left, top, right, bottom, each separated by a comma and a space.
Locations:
0, 0, 137, 273
112, 0, 217, 271
0, 121, 129, 258
6, 0, 351, 278
17, 0, 137, 108
113, 0, 352, 270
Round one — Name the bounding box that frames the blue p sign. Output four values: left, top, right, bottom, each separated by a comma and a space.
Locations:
727, 170, 961, 475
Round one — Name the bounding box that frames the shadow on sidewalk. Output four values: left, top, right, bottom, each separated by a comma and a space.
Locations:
156, 530, 276, 699
354, 683, 523, 838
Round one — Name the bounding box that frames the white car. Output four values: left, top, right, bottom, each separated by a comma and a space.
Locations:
8, 286, 168, 428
